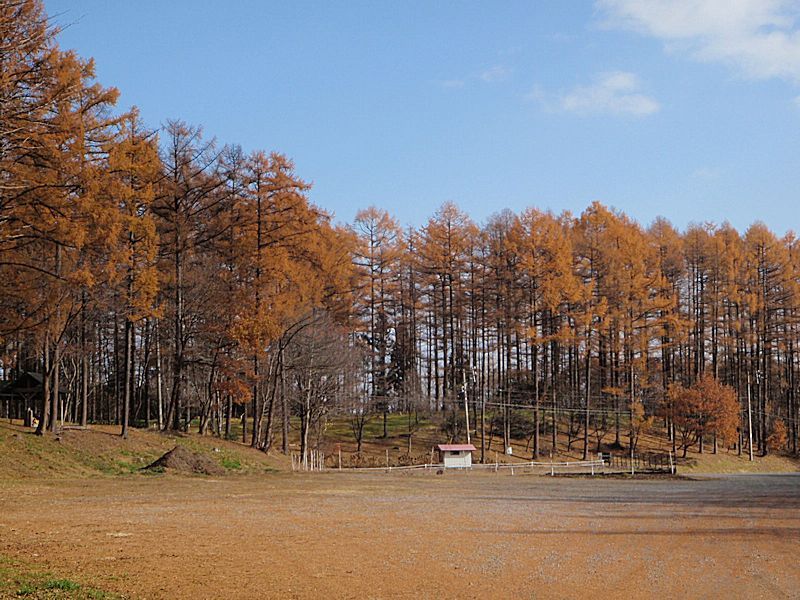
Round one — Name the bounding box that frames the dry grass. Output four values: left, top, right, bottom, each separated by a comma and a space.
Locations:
2, 415, 796, 481
0, 421, 288, 480
678, 449, 799, 474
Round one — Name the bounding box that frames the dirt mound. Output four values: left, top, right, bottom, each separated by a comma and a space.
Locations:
144, 445, 225, 475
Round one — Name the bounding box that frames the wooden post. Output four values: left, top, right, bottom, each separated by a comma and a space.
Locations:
338, 447, 342, 470
385, 448, 389, 469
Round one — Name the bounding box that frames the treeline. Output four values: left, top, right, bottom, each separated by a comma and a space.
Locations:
352, 203, 797, 461
0, 0, 355, 459
2, 1, 798, 463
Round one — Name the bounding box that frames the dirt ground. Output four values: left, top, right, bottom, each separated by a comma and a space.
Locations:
1, 472, 799, 599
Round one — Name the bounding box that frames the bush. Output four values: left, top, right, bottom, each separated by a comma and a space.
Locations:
767, 420, 788, 453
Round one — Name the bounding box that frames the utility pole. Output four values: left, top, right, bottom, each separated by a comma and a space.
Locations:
479, 363, 485, 463
629, 365, 635, 462
462, 368, 471, 445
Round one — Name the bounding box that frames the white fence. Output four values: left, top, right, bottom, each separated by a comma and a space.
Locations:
291, 450, 326, 472
291, 453, 607, 475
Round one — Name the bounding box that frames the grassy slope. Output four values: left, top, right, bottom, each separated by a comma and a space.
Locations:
677, 450, 799, 474
0, 421, 288, 481
300, 412, 800, 473
1, 412, 796, 479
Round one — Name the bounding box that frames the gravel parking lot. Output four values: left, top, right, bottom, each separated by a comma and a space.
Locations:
1, 472, 798, 598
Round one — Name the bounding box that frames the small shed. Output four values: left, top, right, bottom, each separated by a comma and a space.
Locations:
0, 371, 57, 423
437, 444, 476, 469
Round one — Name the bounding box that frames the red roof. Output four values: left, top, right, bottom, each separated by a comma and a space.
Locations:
437, 444, 476, 452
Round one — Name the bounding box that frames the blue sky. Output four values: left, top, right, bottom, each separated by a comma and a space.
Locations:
47, 0, 800, 234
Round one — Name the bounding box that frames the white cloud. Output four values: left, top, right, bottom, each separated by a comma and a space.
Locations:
559, 71, 661, 116
597, 0, 800, 83
479, 65, 512, 82
691, 166, 722, 179
525, 84, 546, 103
547, 32, 578, 43
438, 65, 512, 90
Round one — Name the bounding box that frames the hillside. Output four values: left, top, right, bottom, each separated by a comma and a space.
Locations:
3, 412, 796, 481
0, 420, 288, 480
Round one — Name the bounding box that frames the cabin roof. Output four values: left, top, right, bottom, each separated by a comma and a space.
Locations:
436, 444, 476, 452
0, 371, 63, 396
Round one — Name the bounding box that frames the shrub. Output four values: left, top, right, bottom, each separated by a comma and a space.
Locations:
767, 420, 788, 453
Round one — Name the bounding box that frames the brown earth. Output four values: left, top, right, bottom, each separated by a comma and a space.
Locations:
143, 446, 225, 476
1, 472, 799, 599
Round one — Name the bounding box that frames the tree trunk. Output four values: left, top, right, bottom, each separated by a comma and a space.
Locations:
251, 355, 260, 447
36, 333, 50, 436
224, 394, 232, 439
49, 341, 60, 432
121, 318, 133, 439
281, 360, 289, 454
80, 303, 89, 427
155, 320, 164, 430
533, 345, 540, 459
167, 246, 184, 431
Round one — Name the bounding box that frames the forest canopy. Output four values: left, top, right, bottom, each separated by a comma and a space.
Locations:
1, 0, 798, 462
